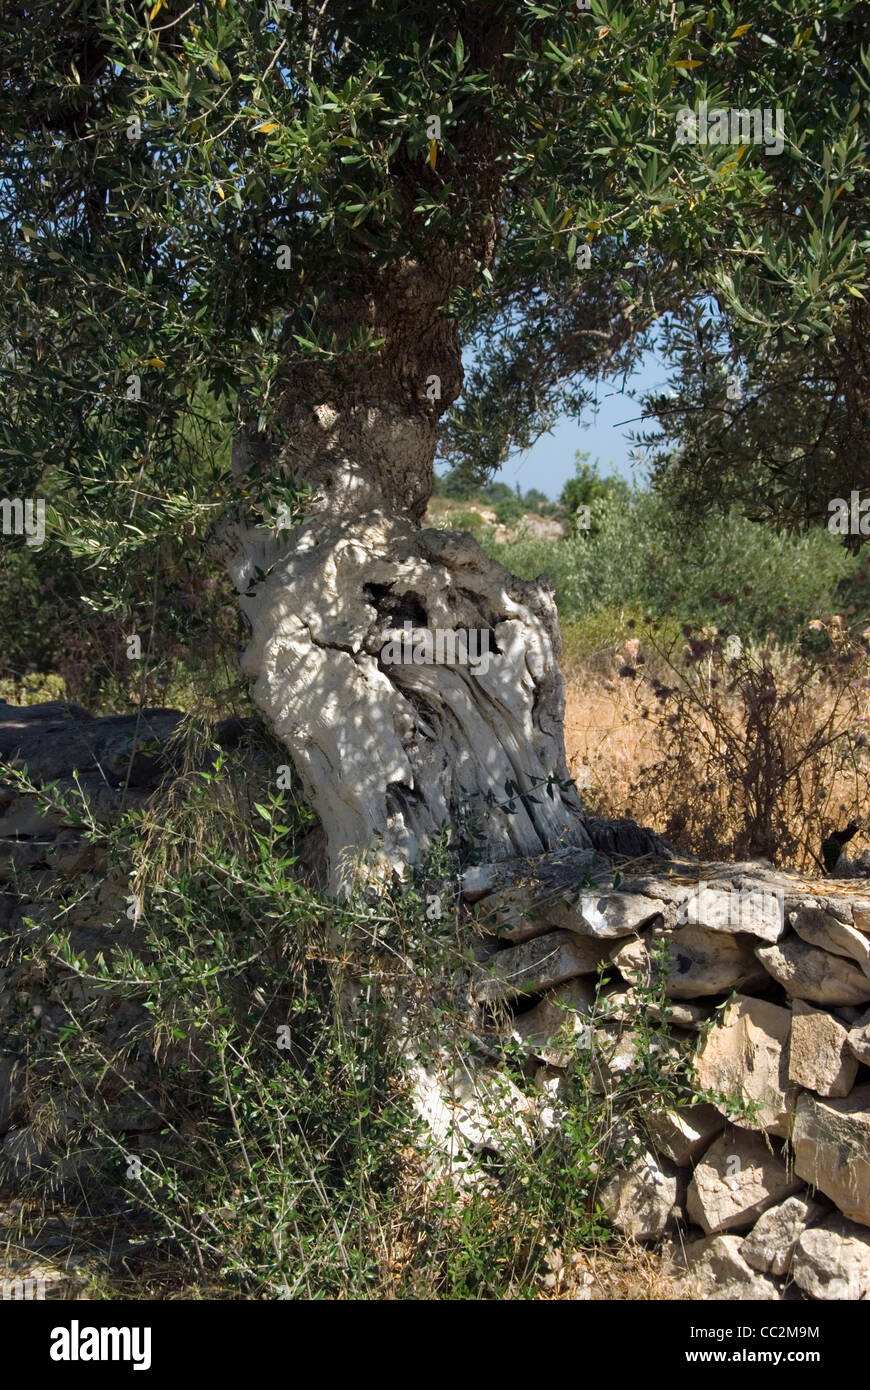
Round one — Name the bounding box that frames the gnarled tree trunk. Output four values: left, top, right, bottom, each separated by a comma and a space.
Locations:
217, 257, 592, 894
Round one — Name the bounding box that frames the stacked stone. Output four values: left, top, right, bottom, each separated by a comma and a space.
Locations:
0, 702, 256, 1194
3, 701, 870, 1299
463, 846, 870, 1301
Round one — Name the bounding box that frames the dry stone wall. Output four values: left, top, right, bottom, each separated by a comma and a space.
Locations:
462, 844, 870, 1300
1, 700, 870, 1300
0, 700, 266, 1291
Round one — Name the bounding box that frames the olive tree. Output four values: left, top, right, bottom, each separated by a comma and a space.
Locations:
2, 0, 867, 889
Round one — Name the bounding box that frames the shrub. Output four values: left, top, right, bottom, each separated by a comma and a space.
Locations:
433, 506, 491, 541
494, 493, 525, 527
0, 734, 698, 1299
485, 490, 861, 646
580, 616, 870, 869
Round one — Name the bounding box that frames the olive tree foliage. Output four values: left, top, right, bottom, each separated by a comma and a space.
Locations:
1, 0, 868, 886
642, 294, 870, 532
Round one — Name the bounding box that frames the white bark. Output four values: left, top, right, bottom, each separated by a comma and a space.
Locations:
219, 507, 591, 895
215, 250, 597, 894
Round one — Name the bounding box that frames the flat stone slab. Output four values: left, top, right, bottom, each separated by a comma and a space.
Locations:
792, 1086, 870, 1228
788, 1000, 858, 1098
0, 708, 184, 788
757, 937, 870, 1006
686, 1127, 801, 1234
790, 902, 870, 977
693, 995, 799, 1138
471, 930, 610, 1004
646, 1104, 725, 1168
465, 856, 870, 958
673, 1233, 781, 1300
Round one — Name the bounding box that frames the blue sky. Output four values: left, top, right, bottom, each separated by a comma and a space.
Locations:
489, 347, 672, 500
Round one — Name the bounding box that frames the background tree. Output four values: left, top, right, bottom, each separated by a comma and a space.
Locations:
520, 487, 550, 513
641, 299, 870, 533
559, 451, 630, 528
2, 0, 868, 890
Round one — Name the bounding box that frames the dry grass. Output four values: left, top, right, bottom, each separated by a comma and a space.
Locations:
563, 623, 870, 871
551, 1241, 693, 1301
564, 675, 663, 824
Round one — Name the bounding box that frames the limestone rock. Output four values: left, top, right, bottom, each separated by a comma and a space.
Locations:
617, 925, 767, 998
446, 1068, 532, 1154
686, 1127, 801, 1234
595, 982, 634, 1022
848, 1006, 870, 1066
0, 700, 92, 724
570, 891, 665, 940
693, 995, 799, 1137
608, 932, 650, 985
472, 930, 610, 1003
532, 1066, 575, 1131
0, 777, 148, 840
461, 847, 610, 904
742, 1195, 829, 1276
510, 978, 597, 1065
809, 890, 870, 934
595, 979, 714, 1030
461, 863, 507, 902
514, 514, 566, 543
790, 902, 870, 978
792, 1086, 870, 1227
599, 1144, 679, 1242
473, 868, 614, 941
646, 1103, 725, 1167
476, 883, 580, 944
648, 997, 714, 1031
756, 936, 870, 1005
793, 1216, 870, 1299
410, 1063, 532, 1177
677, 881, 785, 942
788, 1000, 857, 1097
0, 796, 66, 837
0, 1263, 78, 1300
0, 840, 50, 882
852, 900, 870, 933
589, 1028, 643, 1093
593, 983, 711, 1031
676, 1233, 781, 1299
0, 708, 182, 787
